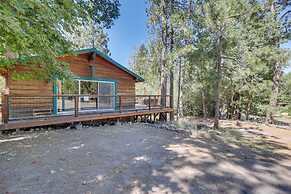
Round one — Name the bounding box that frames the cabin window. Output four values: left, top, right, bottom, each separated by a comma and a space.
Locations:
56, 78, 116, 113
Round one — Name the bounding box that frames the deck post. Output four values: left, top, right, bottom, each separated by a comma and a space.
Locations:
1, 93, 4, 123
119, 96, 122, 113
75, 95, 79, 117
1, 93, 9, 124
149, 96, 151, 110
62, 96, 65, 111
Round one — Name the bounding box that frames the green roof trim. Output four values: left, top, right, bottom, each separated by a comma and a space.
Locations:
1, 47, 145, 82
74, 48, 145, 82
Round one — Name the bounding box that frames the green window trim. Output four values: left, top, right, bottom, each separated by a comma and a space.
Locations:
52, 77, 118, 113
53, 77, 58, 114
75, 76, 118, 84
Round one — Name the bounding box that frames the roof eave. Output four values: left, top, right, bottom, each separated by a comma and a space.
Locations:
75, 48, 145, 82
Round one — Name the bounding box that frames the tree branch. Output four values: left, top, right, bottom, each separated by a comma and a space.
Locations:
280, 10, 291, 20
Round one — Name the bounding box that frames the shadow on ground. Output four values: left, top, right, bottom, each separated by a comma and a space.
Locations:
213, 126, 291, 156
0, 123, 290, 194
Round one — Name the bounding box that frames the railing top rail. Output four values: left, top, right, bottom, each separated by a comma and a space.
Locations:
7, 94, 172, 98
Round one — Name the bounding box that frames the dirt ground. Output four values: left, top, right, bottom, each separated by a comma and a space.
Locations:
197, 119, 291, 157
0, 122, 291, 194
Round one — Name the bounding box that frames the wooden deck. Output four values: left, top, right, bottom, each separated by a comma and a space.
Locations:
1, 94, 173, 131
0, 108, 172, 130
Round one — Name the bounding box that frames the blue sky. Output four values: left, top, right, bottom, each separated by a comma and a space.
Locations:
106, 0, 148, 67
282, 41, 291, 73
107, 1, 291, 73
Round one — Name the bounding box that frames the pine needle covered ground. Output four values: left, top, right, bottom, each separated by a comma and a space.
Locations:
0, 122, 290, 193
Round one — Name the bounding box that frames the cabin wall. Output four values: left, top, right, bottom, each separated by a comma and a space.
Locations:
9, 79, 53, 118
59, 55, 136, 109
7, 54, 136, 118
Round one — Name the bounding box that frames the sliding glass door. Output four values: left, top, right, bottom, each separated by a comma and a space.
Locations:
98, 82, 115, 110
57, 78, 116, 113
79, 80, 98, 111
79, 80, 115, 111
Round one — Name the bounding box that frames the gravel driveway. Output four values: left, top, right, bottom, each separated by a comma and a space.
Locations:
0, 123, 291, 194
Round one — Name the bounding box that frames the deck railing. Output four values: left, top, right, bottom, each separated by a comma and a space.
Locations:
1, 94, 171, 123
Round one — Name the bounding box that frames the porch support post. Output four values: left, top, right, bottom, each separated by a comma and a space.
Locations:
1, 92, 9, 123
149, 96, 151, 111
75, 95, 79, 117
119, 96, 122, 113
53, 77, 58, 114
62, 96, 65, 111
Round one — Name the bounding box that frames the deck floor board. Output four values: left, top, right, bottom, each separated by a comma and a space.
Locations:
0, 108, 173, 130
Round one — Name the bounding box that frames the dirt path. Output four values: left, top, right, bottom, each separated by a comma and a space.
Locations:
0, 123, 291, 194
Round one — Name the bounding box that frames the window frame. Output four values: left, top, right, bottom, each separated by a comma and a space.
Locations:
53, 77, 117, 114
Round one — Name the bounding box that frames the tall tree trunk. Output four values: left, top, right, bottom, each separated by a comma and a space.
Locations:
169, 5, 174, 121
161, 63, 167, 107
236, 94, 241, 120
266, 59, 281, 124
169, 70, 174, 120
177, 57, 184, 119
160, 0, 168, 121
246, 92, 253, 120
213, 32, 223, 129
233, 91, 241, 120
226, 81, 233, 120
226, 92, 232, 119
266, 2, 282, 124
201, 89, 206, 119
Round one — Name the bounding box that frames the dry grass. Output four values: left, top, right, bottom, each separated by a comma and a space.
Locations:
171, 118, 291, 156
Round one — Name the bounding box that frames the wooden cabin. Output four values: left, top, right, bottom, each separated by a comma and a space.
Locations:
0, 48, 172, 130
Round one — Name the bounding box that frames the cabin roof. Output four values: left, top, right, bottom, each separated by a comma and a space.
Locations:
74, 48, 144, 82
1, 48, 145, 82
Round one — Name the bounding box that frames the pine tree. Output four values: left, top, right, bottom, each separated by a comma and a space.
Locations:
0, 0, 120, 80
94, 27, 111, 55
197, 0, 249, 128
129, 44, 160, 94
70, 20, 111, 55
131, 0, 290, 125
264, 0, 290, 124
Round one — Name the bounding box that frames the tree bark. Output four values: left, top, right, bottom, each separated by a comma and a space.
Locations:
266, 60, 281, 124
177, 57, 184, 119
213, 32, 223, 129
226, 92, 232, 119
201, 89, 206, 119
169, 70, 174, 120
169, 5, 174, 121
265, 1, 282, 124
234, 91, 241, 120
246, 92, 253, 120
160, 0, 168, 121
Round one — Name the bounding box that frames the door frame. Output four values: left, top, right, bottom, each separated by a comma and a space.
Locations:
96, 80, 116, 110
53, 77, 117, 114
